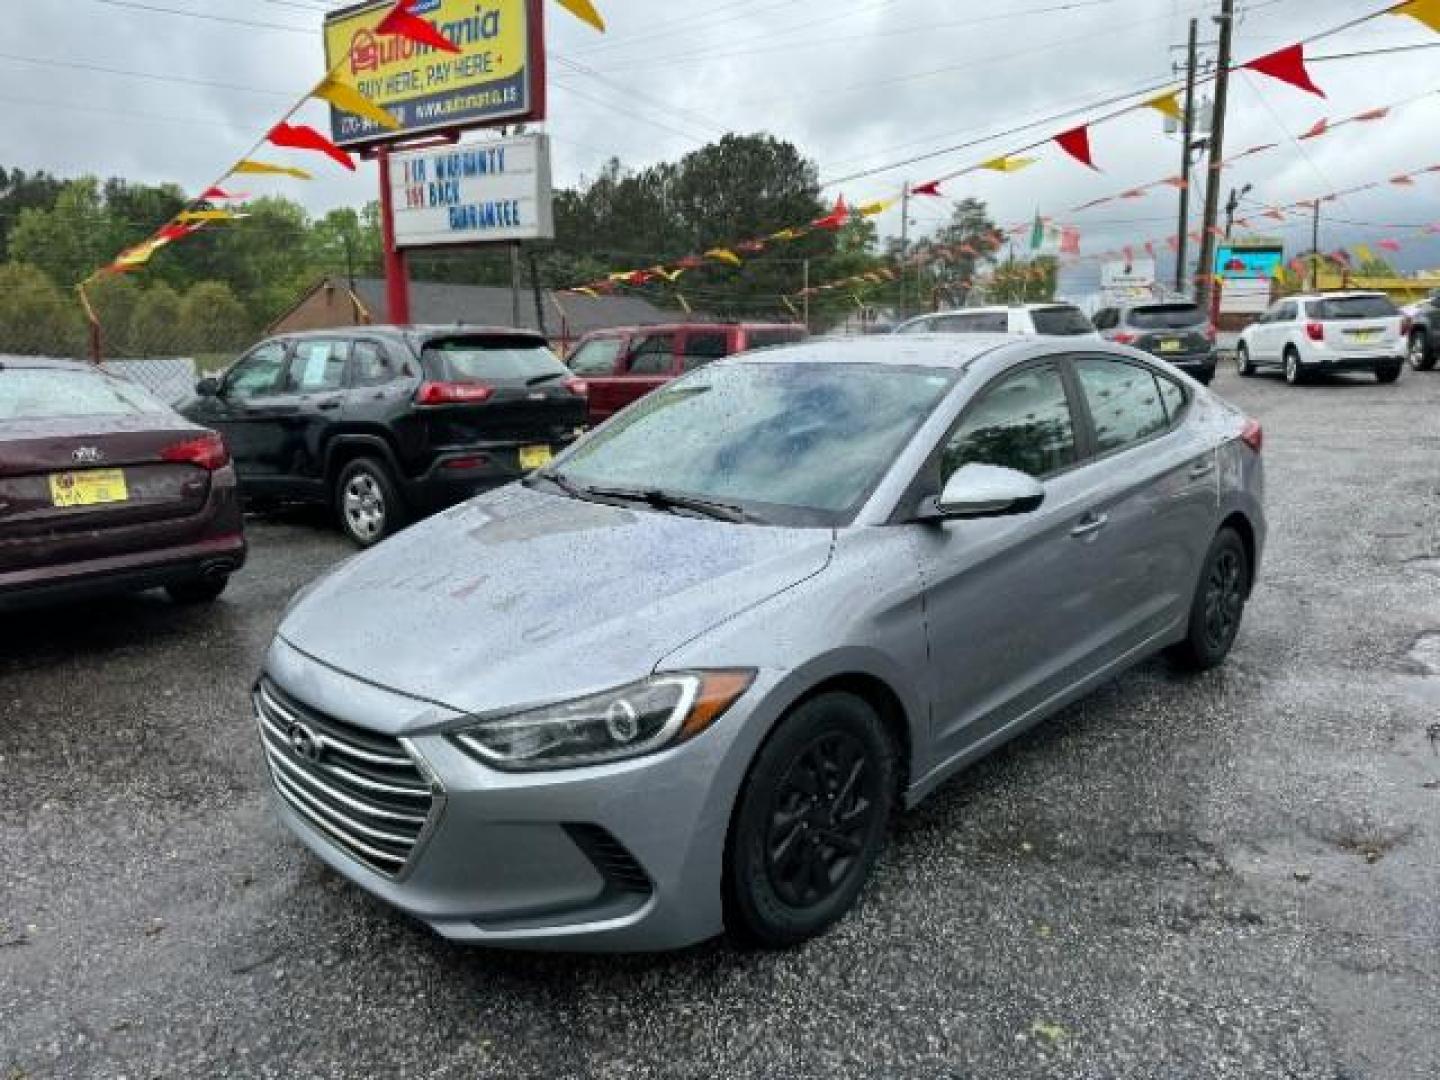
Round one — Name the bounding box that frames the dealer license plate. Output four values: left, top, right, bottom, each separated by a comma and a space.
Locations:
519, 445, 553, 471
1159, 339, 1183, 353
50, 469, 129, 508
1349, 329, 1379, 343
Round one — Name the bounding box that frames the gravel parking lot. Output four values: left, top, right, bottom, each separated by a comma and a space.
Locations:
3, 365, 1439, 1080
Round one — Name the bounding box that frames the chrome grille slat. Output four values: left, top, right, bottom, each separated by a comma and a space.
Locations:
254, 679, 437, 878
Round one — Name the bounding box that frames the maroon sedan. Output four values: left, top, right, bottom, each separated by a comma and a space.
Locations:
0, 357, 246, 611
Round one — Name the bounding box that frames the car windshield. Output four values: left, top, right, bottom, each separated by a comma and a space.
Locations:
422, 336, 569, 383
0, 367, 169, 421
1128, 304, 1206, 330
549, 362, 956, 526
1312, 295, 1398, 320
1030, 306, 1094, 335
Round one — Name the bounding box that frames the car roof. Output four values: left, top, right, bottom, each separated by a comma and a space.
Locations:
1286, 291, 1388, 302
0, 355, 98, 372
277, 325, 548, 342
730, 333, 1020, 370
577, 322, 803, 337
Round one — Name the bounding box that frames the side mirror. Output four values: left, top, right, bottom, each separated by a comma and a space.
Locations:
195, 377, 221, 398
926, 464, 1045, 521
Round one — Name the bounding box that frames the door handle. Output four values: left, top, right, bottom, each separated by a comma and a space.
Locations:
1189, 460, 1216, 479
316, 398, 342, 411
1070, 512, 1110, 539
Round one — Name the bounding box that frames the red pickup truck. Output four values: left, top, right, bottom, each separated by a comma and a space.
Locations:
565, 322, 807, 424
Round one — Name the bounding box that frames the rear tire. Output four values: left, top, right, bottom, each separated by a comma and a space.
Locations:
166, 575, 228, 605
725, 692, 898, 949
1167, 527, 1250, 672
1283, 348, 1305, 386
1376, 363, 1402, 385
1408, 331, 1436, 371
1235, 344, 1255, 377
335, 457, 405, 548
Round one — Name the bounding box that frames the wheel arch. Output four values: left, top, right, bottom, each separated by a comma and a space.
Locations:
323, 433, 403, 490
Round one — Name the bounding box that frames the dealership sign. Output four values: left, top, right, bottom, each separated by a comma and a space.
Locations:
323, 0, 544, 149
390, 134, 554, 247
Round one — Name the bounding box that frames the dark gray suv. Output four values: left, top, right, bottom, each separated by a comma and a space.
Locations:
1093, 301, 1218, 385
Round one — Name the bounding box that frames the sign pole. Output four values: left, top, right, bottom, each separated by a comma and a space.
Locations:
377, 146, 411, 325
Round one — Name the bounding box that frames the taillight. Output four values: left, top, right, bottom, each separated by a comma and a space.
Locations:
415, 381, 494, 405
1239, 419, 1263, 453
1113, 331, 1138, 345
564, 377, 589, 397
162, 432, 230, 471
1305, 321, 1325, 342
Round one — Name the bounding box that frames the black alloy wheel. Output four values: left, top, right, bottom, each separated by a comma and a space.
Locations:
726, 692, 897, 948
1168, 526, 1250, 671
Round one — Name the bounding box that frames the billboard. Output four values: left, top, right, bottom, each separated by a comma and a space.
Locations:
323, 0, 544, 149
391, 133, 554, 247
1100, 258, 1157, 303
1214, 244, 1283, 279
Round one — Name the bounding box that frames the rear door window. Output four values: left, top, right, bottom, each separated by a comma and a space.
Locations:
1127, 304, 1207, 330
1031, 306, 1094, 336
681, 331, 730, 371
0, 367, 169, 420
625, 333, 677, 376
934, 312, 1008, 333
288, 340, 349, 393
1312, 295, 1399, 320
350, 340, 397, 386
568, 337, 625, 376
1074, 357, 1170, 454
422, 336, 568, 383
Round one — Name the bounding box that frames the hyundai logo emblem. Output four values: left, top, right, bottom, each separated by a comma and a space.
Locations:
288, 723, 324, 764
73, 446, 104, 464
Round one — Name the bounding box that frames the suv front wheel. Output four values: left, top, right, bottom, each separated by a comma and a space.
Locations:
1409, 331, 1436, 371
335, 457, 406, 548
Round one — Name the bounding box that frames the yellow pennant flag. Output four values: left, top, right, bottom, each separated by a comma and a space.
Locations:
1392, 0, 1440, 32
176, 209, 248, 223
705, 248, 742, 267
606, 271, 634, 282
856, 198, 897, 217
980, 156, 1037, 173
650, 266, 686, 283
313, 74, 401, 131
555, 0, 605, 30
573, 287, 601, 299
232, 160, 312, 180
1353, 243, 1377, 264
769, 227, 807, 242
1144, 92, 1184, 121
113, 238, 168, 269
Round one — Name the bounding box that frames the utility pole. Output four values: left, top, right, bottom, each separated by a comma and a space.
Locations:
801, 258, 811, 333
509, 241, 523, 327
898, 182, 911, 320
1224, 183, 1251, 237
1195, 0, 1235, 318
1175, 17, 1199, 294
1310, 199, 1322, 291
528, 250, 548, 338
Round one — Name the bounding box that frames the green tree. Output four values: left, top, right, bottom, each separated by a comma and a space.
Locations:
0, 167, 65, 260
180, 281, 250, 353
128, 282, 184, 356
85, 273, 142, 356
987, 256, 1058, 304
0, 262, 84, 356
8, 178, 112, 287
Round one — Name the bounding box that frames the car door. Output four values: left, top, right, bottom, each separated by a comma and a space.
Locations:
1264, 302, 1297, 364
567, 335, 627, 423
1065, 354, 1217, 657
617, 331, 679, 410
911, 358, 1115, 762
192, 340, 293, 488
282, 338, 351, 491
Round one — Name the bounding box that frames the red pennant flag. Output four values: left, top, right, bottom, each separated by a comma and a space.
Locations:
1207, 226, 1225, 239
1377, 238, 1402, 253
377, 0, 461, 53
1166, 236, 1179, 251
1353, 107, 1390, 122
675, 255, 705, 270
1144, 241, 1156, 258
812, 196, 849, 231
1060, 227, 1081, 256
269, 123, 355, 171
909, 180, 943, 197
1243, 43, 1325, 98
156, 222, 202, 243
1288, 257, 1306, 273
1299, 118, 1329, 140
736, 239, 767, 254
1265, 208, 1286, 221
1391, 174, 1416, 186
1120, 188, 1145, 199
1123, 245, 1134, 262
200, 186, 247, 201
1055, 125, 1097, 170
1161, 176, 1187, 189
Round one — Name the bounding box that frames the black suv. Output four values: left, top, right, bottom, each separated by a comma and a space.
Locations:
183, 327, 588, 546
1092, 300, 1218, 384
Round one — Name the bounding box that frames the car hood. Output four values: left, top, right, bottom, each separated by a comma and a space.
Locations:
277, 484, 834, 717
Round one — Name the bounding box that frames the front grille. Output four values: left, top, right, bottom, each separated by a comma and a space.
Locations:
254, 679, 437, 878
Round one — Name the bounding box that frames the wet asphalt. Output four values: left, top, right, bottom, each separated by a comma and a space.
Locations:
2, 363, 1438, 1080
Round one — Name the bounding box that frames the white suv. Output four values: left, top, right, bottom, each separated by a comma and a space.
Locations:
894, 303, 1099, 338
1236, 292, 1407, 385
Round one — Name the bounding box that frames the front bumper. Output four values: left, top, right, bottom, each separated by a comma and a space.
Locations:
259, 635, 770, 951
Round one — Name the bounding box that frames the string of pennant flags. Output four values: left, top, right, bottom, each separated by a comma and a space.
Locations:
564, 0, 1440, 301
82, 0, 606, 287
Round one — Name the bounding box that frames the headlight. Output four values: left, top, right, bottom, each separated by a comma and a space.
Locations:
449, 670, 754, 772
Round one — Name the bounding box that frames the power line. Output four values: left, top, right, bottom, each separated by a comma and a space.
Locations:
86, 0, 313, 34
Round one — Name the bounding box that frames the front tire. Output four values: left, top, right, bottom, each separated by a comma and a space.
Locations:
335, 457, 405, 548
1167, 527, 1250, 672
1235, 344, 1255, 376
1408, 331, 1436, 371
725, 692, 898, 948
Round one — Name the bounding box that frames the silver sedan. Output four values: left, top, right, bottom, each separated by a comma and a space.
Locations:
255, 334, 1265, 951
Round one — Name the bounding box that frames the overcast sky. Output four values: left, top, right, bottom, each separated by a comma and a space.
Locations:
5, 0, 1440, 279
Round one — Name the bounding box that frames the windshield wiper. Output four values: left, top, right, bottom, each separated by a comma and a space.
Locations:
581, 484, 753, 523
527, 468, 588, 499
